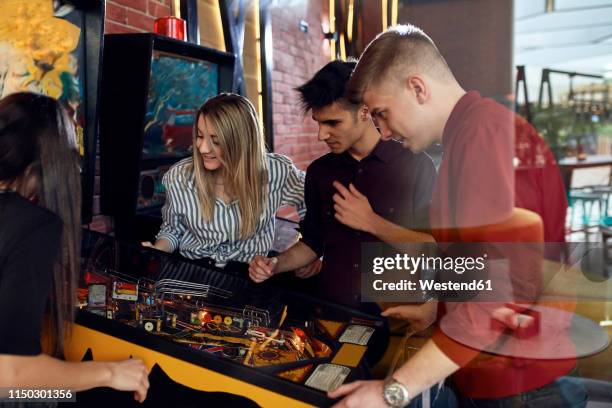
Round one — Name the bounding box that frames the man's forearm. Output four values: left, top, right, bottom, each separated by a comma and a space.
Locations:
367, 212, 435, 247
276, 241, 318, 273
393, 339, 459, 397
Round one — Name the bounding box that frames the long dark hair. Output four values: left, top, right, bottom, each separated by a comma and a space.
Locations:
0, 92, 81, 357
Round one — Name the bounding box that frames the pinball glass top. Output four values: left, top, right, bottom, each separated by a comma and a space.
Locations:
78, 230, 386, 394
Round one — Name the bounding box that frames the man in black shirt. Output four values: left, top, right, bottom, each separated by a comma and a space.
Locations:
249, 61, 436, 308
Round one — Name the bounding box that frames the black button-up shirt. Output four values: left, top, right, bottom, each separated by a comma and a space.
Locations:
300, 140, 437, 308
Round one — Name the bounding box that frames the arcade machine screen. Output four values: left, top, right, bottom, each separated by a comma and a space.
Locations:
142, 51, 218, 160
137, 52, 219, 211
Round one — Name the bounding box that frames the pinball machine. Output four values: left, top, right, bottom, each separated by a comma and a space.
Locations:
67, 230, 388, 407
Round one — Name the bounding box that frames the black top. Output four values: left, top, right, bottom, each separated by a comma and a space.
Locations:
0, 191, 62, 355
300, 140, 437, 307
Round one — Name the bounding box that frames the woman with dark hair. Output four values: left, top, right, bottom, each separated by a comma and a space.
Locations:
0, 92, 149, 402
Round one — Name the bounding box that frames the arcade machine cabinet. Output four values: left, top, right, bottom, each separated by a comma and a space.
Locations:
68, 231, 388, 407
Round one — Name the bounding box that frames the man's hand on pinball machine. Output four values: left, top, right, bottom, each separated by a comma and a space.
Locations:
381, 301, 438, 333
294, 258, 322, 279
249, 255, 278, 283
328, 380, 387, 408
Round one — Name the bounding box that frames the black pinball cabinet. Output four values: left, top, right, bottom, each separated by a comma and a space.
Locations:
67, 230, 389, 407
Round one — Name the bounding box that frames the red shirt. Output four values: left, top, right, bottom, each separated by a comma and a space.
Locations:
430, 91, 515, 234
514, 114, 568, 260
429, 91, 574, 398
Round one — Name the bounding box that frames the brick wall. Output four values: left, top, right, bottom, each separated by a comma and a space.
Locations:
269, 0, 330, 171
267, 0, 332, 219
104, 0, 171, 34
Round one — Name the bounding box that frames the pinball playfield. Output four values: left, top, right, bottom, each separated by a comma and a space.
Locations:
66, 231, 387, 407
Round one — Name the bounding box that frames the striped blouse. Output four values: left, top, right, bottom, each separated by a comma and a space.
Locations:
156, 153, 305, 267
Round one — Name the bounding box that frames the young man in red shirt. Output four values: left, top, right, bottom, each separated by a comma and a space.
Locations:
329, 25, 583, 408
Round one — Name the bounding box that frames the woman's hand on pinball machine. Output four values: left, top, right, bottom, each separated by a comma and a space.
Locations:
328, 380, 387, 408
141, 238, 173, 253
249, 255, 278, 283
106, 358, 150, 403
294, 258, 322, 279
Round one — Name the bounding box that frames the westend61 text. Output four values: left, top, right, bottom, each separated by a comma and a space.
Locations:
373, 279, 493, 292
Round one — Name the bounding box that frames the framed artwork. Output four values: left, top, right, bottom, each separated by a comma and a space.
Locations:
0, 0, 104, 222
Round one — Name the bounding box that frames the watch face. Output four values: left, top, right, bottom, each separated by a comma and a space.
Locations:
384, 382, 407, 407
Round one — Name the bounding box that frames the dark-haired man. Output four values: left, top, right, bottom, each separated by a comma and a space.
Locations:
249, 60, 436, 309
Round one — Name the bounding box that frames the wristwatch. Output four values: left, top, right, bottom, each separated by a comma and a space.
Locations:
382, 378, 411, 407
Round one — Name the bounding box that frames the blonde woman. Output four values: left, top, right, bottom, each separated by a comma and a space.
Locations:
143, 94, 305, 272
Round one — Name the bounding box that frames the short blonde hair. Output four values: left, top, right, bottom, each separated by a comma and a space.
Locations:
347, 24, 454, 103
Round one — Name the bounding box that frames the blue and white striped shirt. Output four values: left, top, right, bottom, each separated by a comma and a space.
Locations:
156, 153, 305, 267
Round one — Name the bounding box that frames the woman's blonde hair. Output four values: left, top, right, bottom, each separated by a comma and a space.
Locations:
191, 93, 268, 239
